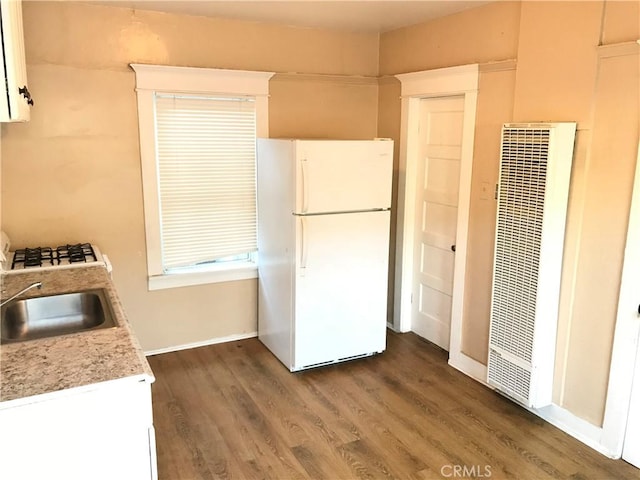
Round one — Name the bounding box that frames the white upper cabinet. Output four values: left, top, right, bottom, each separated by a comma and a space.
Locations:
0, 0, 31, 122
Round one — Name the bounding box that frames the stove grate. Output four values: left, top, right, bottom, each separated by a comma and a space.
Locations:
10, 243, 97, 269
12, 247, 54, 269
56, 243, 97, 264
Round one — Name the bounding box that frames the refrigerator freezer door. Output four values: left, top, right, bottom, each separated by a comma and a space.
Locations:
295, 140, 393, 214
293, 210, 390, 370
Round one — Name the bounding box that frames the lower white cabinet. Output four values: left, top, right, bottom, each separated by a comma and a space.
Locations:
0, 378, 157, 480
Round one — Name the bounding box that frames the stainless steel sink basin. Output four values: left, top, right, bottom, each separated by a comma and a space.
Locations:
1, 289, 117, 344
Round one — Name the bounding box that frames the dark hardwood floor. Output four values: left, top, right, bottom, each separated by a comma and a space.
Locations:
148, 331, 638, 480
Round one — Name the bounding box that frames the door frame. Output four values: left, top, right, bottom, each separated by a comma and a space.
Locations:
394, 65, 479, 372
600, 139, 640, 457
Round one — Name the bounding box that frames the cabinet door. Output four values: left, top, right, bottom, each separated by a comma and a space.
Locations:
0, 381, 156, 480
0, 0, 31, 122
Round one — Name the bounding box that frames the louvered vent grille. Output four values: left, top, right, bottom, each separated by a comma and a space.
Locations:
490, 128, 550, 363
487, 122, 576, 408
488, 350, 531, 402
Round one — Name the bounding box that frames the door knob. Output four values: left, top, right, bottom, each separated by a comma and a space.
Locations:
451, 245, 456, 252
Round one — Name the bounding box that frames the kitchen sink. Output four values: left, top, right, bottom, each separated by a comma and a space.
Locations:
1, 290, 117, 344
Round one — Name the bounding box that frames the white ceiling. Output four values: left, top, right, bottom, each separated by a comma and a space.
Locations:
88, 1, 490, 33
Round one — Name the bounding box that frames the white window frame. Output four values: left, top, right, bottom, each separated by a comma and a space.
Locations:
131, 64, 275, 290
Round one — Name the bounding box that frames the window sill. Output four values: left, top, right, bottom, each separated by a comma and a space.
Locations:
148, 263, 258, 291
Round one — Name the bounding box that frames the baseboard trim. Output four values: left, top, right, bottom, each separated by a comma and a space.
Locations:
144, 331, 258, 356
532, 404, 614, 458
448, 352, 489, 386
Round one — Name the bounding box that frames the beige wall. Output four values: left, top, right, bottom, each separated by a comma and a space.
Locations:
512, 1, 602, 124
602, 0, 640, 43
378, 1, 521, 76
461, 64, 517, 362
22, 2, 379, 77
270, 74, 379, 140
376, 77, 403, 321
378, 0, 639, 427
0, 1, 380, 351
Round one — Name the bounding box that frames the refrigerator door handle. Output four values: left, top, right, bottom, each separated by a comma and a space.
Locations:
301, 159, 309, 213
300, 216, 308, 273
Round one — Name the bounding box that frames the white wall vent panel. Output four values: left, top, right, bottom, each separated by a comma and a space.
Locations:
487, 122, 576, 408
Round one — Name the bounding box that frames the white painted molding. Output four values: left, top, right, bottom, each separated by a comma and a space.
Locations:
450, 89, 478, 358
386, 322, 399, 332
144, 331, 258, 356
533, 404, 614, 458
271, 72, 378, 86
393, 94, 417, 333
148, 264, 258, 291
134, 86, 163, 277
597, 41, 640, 59
130, 64, 274, 96
377, 75, 401, 86
478, 59, 517, 73
396, 64, 479, 98
449, 353, 488, 385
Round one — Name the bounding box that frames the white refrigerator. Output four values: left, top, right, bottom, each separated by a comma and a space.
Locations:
257, 138, 394, 371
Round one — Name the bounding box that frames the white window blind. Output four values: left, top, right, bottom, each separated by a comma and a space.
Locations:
155, 93, 257, 270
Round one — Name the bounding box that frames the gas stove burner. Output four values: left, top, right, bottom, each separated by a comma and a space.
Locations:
8, 242, 101, 270
56, 243, 97, 264
3, 239, 108, 274
12, 247, 54, 269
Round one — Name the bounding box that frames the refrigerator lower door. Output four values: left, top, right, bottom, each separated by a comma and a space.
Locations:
293, 210, 390, 370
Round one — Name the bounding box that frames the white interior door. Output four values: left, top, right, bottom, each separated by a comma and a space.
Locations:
294, 211, 390, 369
411, 96, 465, 350
621, 142, 640, 468
623, 341, 640, 467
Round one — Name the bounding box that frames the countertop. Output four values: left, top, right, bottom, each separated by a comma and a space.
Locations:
0, 266, 154, 409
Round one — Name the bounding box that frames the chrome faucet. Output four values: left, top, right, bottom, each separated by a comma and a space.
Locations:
0, 282, 43, 308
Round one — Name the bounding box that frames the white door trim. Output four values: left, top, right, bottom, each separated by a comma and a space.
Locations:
601, 139, 640, 457
394, 65, 480, 373
598, 41, 640, 458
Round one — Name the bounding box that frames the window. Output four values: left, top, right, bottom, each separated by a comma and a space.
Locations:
131, 65, 274, 290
